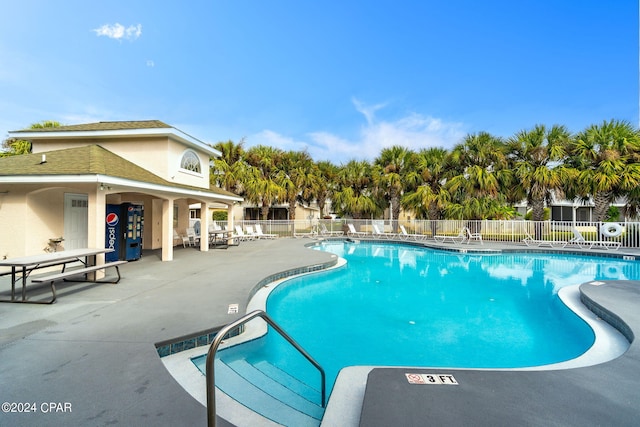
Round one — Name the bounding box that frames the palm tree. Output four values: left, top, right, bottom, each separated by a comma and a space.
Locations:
507, 124, 571, 237
277, 150, 319, 221
566, 120, 640, 222
373, 146, 417, 231
402, 147, 450, 221
243, 145, 286, 220
1, 120, 62, 157
211, 139, 246, 192
315, 161, 339, 217
333, 160, 381, 219
446, 132, 511, 224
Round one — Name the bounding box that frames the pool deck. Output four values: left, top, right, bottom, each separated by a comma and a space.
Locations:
1, 237, 639, 426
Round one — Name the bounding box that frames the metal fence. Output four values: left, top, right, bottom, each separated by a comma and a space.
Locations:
222, 219, 640, 248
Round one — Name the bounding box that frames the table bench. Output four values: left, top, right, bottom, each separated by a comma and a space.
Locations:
29, 260, 127, 304
0, 248, 117, 304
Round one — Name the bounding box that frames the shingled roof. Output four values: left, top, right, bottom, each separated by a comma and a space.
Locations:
11, 120, 172, 133
0, 145, 240, 199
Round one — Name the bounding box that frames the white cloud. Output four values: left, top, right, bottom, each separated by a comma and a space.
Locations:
146, 60, 155, 67
352, 97, 386, 126
247, 100, 467, 164
93, 23, 142, 41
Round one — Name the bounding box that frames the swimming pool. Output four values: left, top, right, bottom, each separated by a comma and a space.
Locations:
198, 242, 638, 396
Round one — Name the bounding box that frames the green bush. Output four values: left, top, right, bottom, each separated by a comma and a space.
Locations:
212, 211, 227, 221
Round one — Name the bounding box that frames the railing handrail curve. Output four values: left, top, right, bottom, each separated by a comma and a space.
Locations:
206, 309, 326, 427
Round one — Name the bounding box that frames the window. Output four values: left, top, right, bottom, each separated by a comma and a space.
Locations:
180, 150, 201, 173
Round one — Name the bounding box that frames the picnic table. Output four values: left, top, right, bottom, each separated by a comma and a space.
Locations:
0, 248, 123, 304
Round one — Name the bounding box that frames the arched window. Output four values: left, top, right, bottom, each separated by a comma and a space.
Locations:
180, 150, 201, 173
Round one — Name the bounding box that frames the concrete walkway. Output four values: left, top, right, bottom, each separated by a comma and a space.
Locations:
1, 238, 639, 426
0, 238, 333, 427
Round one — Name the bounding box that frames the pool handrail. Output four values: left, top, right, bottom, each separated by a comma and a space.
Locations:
205, 309, 326, 427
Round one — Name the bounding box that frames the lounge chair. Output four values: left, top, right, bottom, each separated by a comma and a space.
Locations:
347, 223, 368, 238
254, 224, 277, 239
233, 225, 254, 241
463, 227, 483, 245
372, 224, 396, 239
294, 223, 318, 238
245, 225, 259, 239
568, 228, 621, 250
319, 223, 343, 236
522, 231, 567, 247
399, 225, 426, 241
433, 228, 466, 244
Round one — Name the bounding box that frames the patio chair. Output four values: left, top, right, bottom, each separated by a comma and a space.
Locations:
186, 227, 200, 246
233, 225, 254, 241
433, 228, 466, 244
319, 223, 344, 236
522, 231, 567, 248
174, 229, 191, 248
255, 224, 277, 239
399, 225, 426, 241
463, 227, 483, 245
347, 223, 368, 238
245, 225, 259, 239
568, 228, 621, 250
372, 224, 396, 239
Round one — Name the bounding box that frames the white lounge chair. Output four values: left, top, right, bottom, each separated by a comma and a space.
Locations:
463, 227, 483, 245
319, 223, 343, 236
522, 231, 567, 247
233, 225, 254, 241
255, 224, 277, 239
434, 228, 466, 244
347, 223, 368, 237
399, 225, 426, 241
372, 224, 396, 239
245, 225, 259, 239
568, 228, 621, 250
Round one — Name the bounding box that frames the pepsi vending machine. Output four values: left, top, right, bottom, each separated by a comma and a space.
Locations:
123, 204, 143, 261
105, 204, 123, 262
105, 203, 143, 262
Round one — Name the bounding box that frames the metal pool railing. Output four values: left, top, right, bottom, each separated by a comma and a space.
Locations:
205, 309, 326, 427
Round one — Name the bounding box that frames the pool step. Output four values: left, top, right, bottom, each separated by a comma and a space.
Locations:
215, 358, 323, 427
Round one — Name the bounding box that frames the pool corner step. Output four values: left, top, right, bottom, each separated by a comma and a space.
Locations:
216, 358, 323, 426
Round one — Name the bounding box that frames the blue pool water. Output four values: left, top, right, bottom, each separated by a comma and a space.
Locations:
206, 242, 640, 396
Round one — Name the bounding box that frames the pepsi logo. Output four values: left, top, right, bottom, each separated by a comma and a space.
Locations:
106, 213, 119, 226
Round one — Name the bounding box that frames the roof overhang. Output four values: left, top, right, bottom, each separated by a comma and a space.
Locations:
0, 174, 243, 203
8, 127, 222, 157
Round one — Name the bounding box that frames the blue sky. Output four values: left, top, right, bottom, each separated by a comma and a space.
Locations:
0, 1, 637, 163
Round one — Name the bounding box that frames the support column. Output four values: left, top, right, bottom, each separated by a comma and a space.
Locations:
162, 199, 174, 261
200, 202, 209, 252
227, 204, 235, 245
87, 187, 107, 278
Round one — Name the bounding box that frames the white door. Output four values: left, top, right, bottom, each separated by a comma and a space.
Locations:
64, 193, 88, 250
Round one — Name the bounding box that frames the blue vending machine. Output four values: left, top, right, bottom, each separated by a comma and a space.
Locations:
123, 203, 143, 261
105, 203, 143, 261
105, 204, 123, 262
